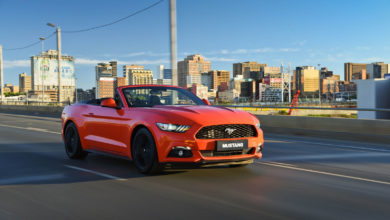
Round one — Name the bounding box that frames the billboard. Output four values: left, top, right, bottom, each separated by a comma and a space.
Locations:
270, 78, 282, 83
33, 57, 75, 87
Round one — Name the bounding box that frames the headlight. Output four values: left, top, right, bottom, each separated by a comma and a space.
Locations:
256, 122, 261, 129
156, 123, 190, 133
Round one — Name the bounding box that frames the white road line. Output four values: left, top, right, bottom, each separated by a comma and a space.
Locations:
257, 161, 390, 186
65, 165, 126, 181
261, 161, 297, 167
0, 123, 61, 135
264, 152, 390, 161
266, 138, 390, 153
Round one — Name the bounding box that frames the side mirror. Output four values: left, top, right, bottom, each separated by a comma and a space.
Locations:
101, 98, 117, 108
202, 99, 211, 106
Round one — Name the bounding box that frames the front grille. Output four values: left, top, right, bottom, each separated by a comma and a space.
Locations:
200, 147, 255, 157
195, 124, 257, 139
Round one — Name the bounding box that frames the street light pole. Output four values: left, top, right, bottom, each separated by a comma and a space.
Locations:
47, 23, 62, 104
170, 0, 177, 86
39, 37, 45, 53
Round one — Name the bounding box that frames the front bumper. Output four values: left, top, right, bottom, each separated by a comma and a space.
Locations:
155, 130, 264, 164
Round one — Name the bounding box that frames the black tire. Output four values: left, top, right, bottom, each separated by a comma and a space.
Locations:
131, 128, 162, 174
64, 122, 88, 159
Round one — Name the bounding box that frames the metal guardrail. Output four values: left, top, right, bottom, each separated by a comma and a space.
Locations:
216, 105, 390, 112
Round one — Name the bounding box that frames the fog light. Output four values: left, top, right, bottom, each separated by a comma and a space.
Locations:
257, 143, 263, 152
168, 146, 193, 158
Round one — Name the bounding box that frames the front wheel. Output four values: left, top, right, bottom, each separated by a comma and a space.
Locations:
131, 128, 162, 174
64, 122, 88, 159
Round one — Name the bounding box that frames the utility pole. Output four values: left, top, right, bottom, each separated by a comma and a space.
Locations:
40, 37, 45, 103
47, 23, 62, 104
281, 61, 284, 103
170, 0, 177, 86
0, 45, 3, 103
318, 64, 321, 105
57, 27, 62, 104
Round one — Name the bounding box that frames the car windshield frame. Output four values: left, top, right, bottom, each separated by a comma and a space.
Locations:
121, 86, 206, 107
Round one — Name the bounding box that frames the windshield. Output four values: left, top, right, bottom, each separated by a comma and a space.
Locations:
122, 87, 205, 107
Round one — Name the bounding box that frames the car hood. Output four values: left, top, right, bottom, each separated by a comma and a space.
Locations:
133, 105, 258, 125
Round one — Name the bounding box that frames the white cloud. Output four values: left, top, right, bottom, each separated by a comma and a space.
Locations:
3, 60, 30, 68
121, 51, 169, 57
204, 57, 238, 62
203, 47, 299, 55
75, 58, 170, 65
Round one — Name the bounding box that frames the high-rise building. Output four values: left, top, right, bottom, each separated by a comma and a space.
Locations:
123, 64, 151, 85
157, 65, 164, 79
95, 61, 123, 98
240, 80, 257, 100
19, 72, 31, 93
128, 68, 153, 85
322, 75, 340, 94
97, 61, 117, 78
163, 69, 172, 80
115, 77, 127, 88
31, 50, 75, 102
229, 75, 245, 96
344, 62, 367, 82
366, 62, 390, 79
191, 83, 209, 100
320, 67, 333, 78
178, 54, 211, 87
156, 65, 172, 80
294, 66, 320, 96
203, 70, 230, 91
97, 77, 115, 98
233, 61, 267, 78
262, 66, 281, 77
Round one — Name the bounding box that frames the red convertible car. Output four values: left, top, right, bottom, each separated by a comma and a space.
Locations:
61, 85, 264, 174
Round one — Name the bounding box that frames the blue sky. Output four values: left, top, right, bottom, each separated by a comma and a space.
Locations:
1, 0, 389, 89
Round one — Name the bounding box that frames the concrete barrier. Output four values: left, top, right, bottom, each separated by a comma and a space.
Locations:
256, 115, 390, 144
0, 105, 63, 117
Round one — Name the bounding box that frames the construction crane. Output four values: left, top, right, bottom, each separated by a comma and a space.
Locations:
288, 90, 300, 115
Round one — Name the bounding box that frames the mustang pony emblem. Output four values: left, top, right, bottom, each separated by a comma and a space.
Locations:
225, 128, 236, 135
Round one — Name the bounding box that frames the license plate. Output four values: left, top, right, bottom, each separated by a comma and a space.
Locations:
216, 140, 248, 152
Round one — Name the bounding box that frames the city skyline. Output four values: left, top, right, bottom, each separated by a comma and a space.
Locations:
1, 0, 390, 89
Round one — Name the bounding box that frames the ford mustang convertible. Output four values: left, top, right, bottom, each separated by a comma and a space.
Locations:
61, 85, 264, 174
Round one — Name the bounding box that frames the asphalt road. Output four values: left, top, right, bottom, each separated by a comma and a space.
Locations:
0, 112, 389, 219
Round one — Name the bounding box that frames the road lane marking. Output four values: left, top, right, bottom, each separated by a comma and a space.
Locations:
264, 152, 390, 161
65, 165, 126, 181
267, 138, 390, 153
261, 161, 297, 167
0, 123, 61, 135
257, 161, 390, 186
0, 174, 64, 185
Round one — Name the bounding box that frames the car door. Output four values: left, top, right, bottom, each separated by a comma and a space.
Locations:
83, 92, 131, 156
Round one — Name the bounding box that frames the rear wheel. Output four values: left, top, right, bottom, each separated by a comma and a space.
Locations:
64, 122, 88, 159
131, 128, 162, 174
